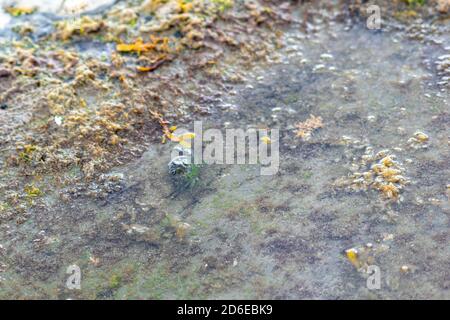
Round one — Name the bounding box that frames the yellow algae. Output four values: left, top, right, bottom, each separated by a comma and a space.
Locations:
24, 185, 42, 198
377, 183, 400, 199
18, 145, 37, 162
4, 6, 35, 16
338, 148, 407, 201
137, 65, 153, 72
117, 38, 155, 54
380, 156, 395, 167
169, 131, 196, 148
181, 132, 196, 140
55, 16, 104, 41
177, 0, 193, 13
261, 136, 271, 144
295, 115, 324, 141
117, 37, 170, 56
345, 248, 360, 269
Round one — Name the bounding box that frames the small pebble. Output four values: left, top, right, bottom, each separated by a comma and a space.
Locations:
400, 265, 410, 273
367, 115, 376, 122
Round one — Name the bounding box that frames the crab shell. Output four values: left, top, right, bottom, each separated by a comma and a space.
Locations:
168, 155, 191, 175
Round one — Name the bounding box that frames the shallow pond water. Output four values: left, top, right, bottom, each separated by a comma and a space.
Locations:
0, 3, 449, 299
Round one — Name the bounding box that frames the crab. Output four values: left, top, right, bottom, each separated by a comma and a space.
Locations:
168, 146, 192, 175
